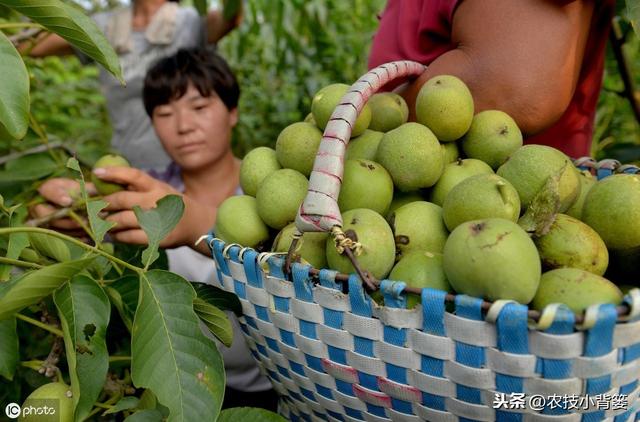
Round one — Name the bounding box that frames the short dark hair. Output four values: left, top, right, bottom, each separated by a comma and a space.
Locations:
143, 47, 240, 116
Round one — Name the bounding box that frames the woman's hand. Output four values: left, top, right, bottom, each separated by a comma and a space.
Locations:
94, 167, 216, 248
30, 178, 96, 236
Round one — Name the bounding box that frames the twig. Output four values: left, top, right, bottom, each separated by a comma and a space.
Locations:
68, 209, 96, 243
15, 313, 64, 337
0, 227, 142, 273
25, 207, 73, 227
40, 336, 64, 379
0, 256, 42, 269
0, 141, 64, 166
9, 27, 43, 45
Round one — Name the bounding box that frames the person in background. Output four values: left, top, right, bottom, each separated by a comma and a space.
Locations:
36, 47, 279, 411
25, 0, 242, 171
368, 0, 616, 158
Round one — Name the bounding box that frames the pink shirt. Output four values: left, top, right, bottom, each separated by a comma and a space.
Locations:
368, 0, 615, 158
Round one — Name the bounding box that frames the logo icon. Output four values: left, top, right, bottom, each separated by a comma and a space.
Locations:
5, 403, 20, 419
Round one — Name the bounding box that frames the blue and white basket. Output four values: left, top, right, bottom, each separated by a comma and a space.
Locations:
207, 61, 640, 422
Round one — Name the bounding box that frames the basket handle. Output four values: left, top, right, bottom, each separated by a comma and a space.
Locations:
294, 60, 426, 233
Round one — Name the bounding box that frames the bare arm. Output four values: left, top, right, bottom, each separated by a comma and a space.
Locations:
205, 1, 243, 45
21, 32, 74, 57
399, 0, 595, 136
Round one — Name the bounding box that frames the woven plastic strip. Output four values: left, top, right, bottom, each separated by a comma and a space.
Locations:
573, 157, 640, 180
295, 60, 426, 233
205, 235, 640, 421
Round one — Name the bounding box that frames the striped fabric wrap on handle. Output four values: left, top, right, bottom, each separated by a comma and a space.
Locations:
295, 60, 427, 233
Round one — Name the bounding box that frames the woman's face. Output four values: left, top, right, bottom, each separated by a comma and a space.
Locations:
151, 84, 238, 172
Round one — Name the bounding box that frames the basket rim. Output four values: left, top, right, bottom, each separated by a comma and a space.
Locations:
205, 235, 640, 330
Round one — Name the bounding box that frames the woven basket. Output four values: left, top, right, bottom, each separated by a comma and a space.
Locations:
207, 61, 640, 422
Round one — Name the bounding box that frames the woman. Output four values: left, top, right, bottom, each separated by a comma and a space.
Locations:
35, 48, 279, 410
27, 0, 242, 171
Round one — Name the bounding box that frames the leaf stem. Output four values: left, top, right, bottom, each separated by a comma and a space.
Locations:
0, 227, 141, 273
28, 113, 50, 144
26, 207, 72, 227
0, 256, 42, 269
15, 313, 64, 337
68, 209, 96, 243
109, 355, 131, 362
85, 394, 121, 420
0, 22, 43, 30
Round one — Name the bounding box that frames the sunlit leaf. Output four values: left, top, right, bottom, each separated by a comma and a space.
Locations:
133, 195, 184, 270
28, 232, 71, 263
87, 199, 116, 244
54, 275, 110, 422
0, 258, 95, 319
66, 157, 115, 245
131, 270, 225, 422
0, 31, 29, 140
1, 0, 123, 82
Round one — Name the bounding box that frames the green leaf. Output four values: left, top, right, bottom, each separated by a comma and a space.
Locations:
0, 31, 29, 140
28, 233, 71, 262
137, 388, 157, 410
192, 283, 242, 316
66, 157, 81, 173
103, 396, 139, 415
628, 0, 640, 36
54, 275, 110, 422
113, 243, 169, 272
0, 210, 29, 281
218, 407, 287, 422
124, 409, 164, 422
0, 317, 18, 381
66, 157, 115, 245
193, 297, 232, 347
0, 257, 95, 320
133, 195, 184, 270
1, 0, 123, 82
222, 0, 242, 21
518, 166, 564, 237
193, 0, 207, 16
0, 153, 58, 183
104, 275, 138, 332
131, 270, 225, 422
87, 199, 116, 244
